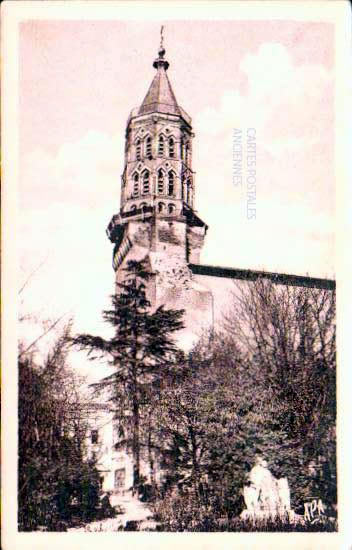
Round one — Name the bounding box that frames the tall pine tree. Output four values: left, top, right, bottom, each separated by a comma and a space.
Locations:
71, 259, 185, 489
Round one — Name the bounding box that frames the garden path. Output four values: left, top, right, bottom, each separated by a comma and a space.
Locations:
67, 493, 156, 532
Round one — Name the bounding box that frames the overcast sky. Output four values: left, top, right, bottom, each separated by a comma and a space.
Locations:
18, 19, 335, 375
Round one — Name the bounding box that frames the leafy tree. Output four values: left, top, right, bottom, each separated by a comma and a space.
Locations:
153, 278, 336, 528
18, 321, 100, 530
222, 278, 336, 509
71, 259, 185, 490
154, 332, 293, 517
223, 280, 335, 435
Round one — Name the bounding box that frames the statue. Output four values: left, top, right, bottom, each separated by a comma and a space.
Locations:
241, 455, 293, 521
277, 477, 291, 512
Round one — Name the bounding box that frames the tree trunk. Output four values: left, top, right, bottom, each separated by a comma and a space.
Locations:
132, 397, 140, 494
189, 423, 200, 502
148, 417, 156, 491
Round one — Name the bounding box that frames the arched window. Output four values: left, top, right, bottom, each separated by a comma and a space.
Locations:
146, 136, 152, 159
142, 170, 150, 194
158, 202, 165, 213
133, 173, 139, 196
169, 137, 175, 158
185, 143, 190, 165
136, 139, 141, 161
180, 137, 184, 160
140, 202, 148, 212
181, 174, 186, 200
187, 178, 192, 204
130, 204, 137, 212
168, 203, 175, 215
158, 135, 164, 156
168, 171, 174, 196
157, 169, 164, 194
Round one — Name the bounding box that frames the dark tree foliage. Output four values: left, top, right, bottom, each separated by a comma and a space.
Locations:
153, 279, 336, 529
223, 279, 336, 509
71, 259, 185, 490
153, 333, 290, 517
18, 324, 101, 531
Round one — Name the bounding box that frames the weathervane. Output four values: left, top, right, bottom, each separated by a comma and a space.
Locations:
154, 25, 168, 68
160, 25, 164, 50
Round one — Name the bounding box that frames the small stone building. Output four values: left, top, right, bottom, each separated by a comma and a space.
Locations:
84, 403, 163, 494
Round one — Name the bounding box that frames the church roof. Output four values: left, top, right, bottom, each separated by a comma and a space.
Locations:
138, 45, 185, 120
189, 264, 335, 290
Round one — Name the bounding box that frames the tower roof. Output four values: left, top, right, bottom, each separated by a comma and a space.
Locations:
138, 39, 182, 118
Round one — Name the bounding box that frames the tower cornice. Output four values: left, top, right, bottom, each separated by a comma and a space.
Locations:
127, 109, 192, 130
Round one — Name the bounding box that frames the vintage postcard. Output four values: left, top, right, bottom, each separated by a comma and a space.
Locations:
2, 1, 351, 549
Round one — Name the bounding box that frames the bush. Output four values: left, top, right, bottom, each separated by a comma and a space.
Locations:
152, 489, 337, 532
18, 348, 102, 531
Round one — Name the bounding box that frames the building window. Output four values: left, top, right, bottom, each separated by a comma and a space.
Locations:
158, 202, 165, 213
187, 179, 192, 205
169, 137, 175, 158
168, 203, 175, 215
180, 137, 184, 160
133, 173, 139, 196
146, 136, 152, 159
142, 170, 150, 194
140, 202, 148, 212
185, 143, 190, 165
130, 204, 137, 211
91, 430, 98, 444
136, 139, 141, 160
158, 169, 164, 194
168, 171, 174, 196
114, 468, 126, 490
158, 135, 164, 156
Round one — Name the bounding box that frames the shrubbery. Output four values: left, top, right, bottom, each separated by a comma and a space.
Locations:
148, 280, 336, 531
152, 488, 337, 532
18, 324, 102, 531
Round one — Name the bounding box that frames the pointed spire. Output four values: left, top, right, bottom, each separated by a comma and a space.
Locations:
138, 28, 181, 117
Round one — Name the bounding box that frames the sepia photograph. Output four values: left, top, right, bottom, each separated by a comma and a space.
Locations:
2, 2, 351, 549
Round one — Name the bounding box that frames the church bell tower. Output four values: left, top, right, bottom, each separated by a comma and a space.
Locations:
106, 33, 210, 319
